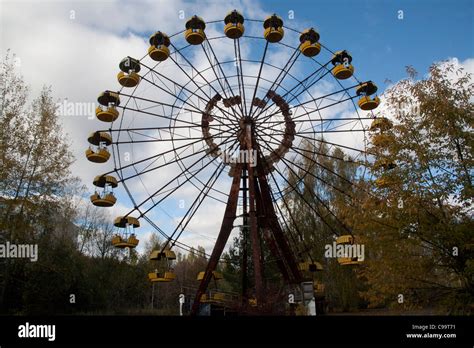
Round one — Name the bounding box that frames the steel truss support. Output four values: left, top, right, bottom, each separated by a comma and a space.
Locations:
191, 122, 302, 315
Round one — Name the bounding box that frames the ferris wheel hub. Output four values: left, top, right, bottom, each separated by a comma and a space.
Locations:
239, 116, 254, 128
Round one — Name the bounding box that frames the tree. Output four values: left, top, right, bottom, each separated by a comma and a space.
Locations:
0, 52, 78, 313
281, 139, 366, 311
358, 61, 473, 313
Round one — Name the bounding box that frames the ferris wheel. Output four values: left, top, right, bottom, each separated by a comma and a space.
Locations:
85, 10, 382, 314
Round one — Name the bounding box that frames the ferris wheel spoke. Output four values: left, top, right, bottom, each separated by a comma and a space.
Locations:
118, 126, 240, 182
295, 132, 370, 155
287, 63, 331, 102
278, 147, 377, 204
165, 151, 236, 252
140, 60, 240, 123
257, 116, 374, 125
112, 138, 197, 145
259, 128, 378, 206
256, 84, 360, 125
257, 127, 366, 166
102, 125, 237, 178
255, 137, 351, 236
119, 172, 221, 258
116, 95, 233, 129
114, 93, 207, 126
159, 159, 228, 251
112, 126, 240, 145
140, 214, 217, 259
141, 214, 234, 263
139, 72, 239, 126
141, 73, 205, 115
264, 128, 368, 138
139, 135, 242, 255
168, 44, 241, 122
247, 40, 269, 119
235, 39, 248, 115
104, 124, 211, 132
118, 124, 240, 181
256, 131, 352, 210
202, 39, 244, 116
108, 123, 238, 143
289, 141, 366, 166
250, 46, 301, 119
283, 66, 331, 105
266, 169, 318, 263
122, 128, 240, 216
254, 113, 362, 136
132, 135, 240, 219
255, 130, 358, 199
253, 62, 331, 122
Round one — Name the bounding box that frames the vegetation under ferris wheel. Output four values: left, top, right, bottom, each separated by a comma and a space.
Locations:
86, 10, 387, 315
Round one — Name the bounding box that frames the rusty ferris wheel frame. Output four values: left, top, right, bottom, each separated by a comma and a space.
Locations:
87, 10, 381, 315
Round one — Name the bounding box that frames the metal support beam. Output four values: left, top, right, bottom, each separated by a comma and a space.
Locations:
255, 151, 303, 284
246, 123, 264, 307
241, 169, 249, 306
254, 181, 291, 282
191, 164, 242, 315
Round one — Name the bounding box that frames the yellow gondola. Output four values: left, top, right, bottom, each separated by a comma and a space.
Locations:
200, 292, 228, 303
374, 175, 398, 188
89, 192, 116, 207
299, 28, 321, 57
148, 32, 171, 61
149, 248, 176, 282
95, 106, 118, 122
148, 271, 176, 282
336, 235, 362, 266
263, 14, 284, 43
224, 10, 244, 39
358, 95, 380, 110
298, 261, 323, 272
150, 249, 176, 260
197, 271, 223, 281
369, 117, 393, 132
185, 16, 206, 45
85, 131, 112, 163
90, 175, 118, 207
197, 270, 223, 303
356, 81, 377, 96
356, 81, 380, 110
117, 57, 141, 87
96, 91, 120, 122
336, 235, 354, 245
112, 216, 140, 248
111, 235, 139, 248
331, 50, 354, 79
337, 257, 361, 266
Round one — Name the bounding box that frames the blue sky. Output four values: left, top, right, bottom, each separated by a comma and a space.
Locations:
262, 0, 474, 87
